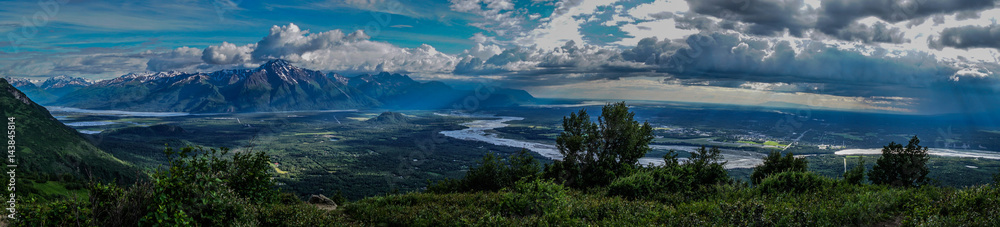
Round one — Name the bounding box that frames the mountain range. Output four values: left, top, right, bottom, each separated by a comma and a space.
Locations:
3, 76, 93, 105
9, 60, 535, 113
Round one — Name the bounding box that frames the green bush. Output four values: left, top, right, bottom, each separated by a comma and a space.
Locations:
501, 179, 569, 216
428, 149, 540, 193
757, 171, 833, 194
139, 146, 275, 226
10, 197, 91, 226
750, 151, 808, 185
608, 167, 687, 200
608, 147, 729, 201
686, 146, 729, 187
89, 182, 156, 226
255, 203, 348, 226
843, 158, 866, 185
607, 168, 661, 199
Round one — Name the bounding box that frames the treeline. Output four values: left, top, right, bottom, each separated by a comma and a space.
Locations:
405, 102, 1000, 225
429, 102, 949, 195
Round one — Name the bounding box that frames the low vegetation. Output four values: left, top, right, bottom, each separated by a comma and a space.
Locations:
750, 151, 808, 185
11, 146, 345, 226
13, 102, 1000, 226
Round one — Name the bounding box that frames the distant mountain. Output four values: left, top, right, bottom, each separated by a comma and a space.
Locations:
55, 60, 379, 112
0, 78, 139, 183
40, 75, 92, 97
48, 59, 533, 112
347, 72, 536, 109
4, 77, 57, 104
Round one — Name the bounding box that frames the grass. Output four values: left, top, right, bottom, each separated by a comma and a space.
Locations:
271, 163, 289, 174
343, 182, 1000, 226
30, 181, 89, 200
763, 141, 786, 146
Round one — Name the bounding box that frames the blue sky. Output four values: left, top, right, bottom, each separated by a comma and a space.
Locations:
2, 0, 1000, 114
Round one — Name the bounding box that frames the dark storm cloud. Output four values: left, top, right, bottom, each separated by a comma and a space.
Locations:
833, 22, 909, 43
621, 37, 673, 64
929, 24, 1000, 50
656, 33, 964, 89
816, 0, 997, 35
673, 14, 747, 33
453, 31, 997, 101
685, 0, 814, 36
682, 0, 997, 44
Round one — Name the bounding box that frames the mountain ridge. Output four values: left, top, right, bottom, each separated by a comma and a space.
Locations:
40, 60, 534, 112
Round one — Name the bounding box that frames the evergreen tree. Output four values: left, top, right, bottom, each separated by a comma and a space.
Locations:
547, 102, 654, 188
868, 136, 930, 187
687, 146, 729, 186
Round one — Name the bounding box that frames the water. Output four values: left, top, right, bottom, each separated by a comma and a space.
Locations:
64, 121, 116, 127
835, 148, 1000, 160
438, 113, 764, 169
46, 106, 191, 117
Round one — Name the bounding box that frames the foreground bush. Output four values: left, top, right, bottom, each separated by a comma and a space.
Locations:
10, 146, 349, 226
500, 179, 570, 217
427, 149, 540, 193
346, 180, 1000, 226
607, 146, 729, 201
757, 171, 834, 194
750, 151, 808, 185
140, 146, 273, 226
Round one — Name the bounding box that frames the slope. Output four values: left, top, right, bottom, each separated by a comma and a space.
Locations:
0, 78, 140, 184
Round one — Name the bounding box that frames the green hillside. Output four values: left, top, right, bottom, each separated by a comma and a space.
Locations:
0, 78, 141, 185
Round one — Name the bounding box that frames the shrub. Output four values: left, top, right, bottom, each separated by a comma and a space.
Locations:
686, 146, 729, 187
843, 158, 866, 185
89, 182, 156, 226
428, 149, 540, 193
255, 203, 347, 226
139, 146, 276, 226
501, 179, 569, 216
464, 152, 509, 191
10, 197, 92, 226
607, 168, 665, 199
608, 147, 729, 200
750, 151, 808, 185
757, 171, 832, 194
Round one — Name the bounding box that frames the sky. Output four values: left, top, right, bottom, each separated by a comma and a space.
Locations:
0, 0, 999, 114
